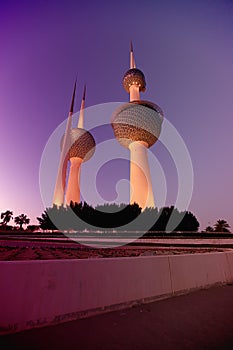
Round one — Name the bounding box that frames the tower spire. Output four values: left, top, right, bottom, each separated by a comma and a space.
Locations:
130, 40, 136, 69
77, 84, 86, 129
69, 78, 77, 115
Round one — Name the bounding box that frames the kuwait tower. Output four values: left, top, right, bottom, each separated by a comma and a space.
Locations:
53, 83, 95, 206
111, 43, 164, 209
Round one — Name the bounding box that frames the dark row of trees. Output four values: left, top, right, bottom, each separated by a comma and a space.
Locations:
36, 202, 200, 233
1, 205, 231, 234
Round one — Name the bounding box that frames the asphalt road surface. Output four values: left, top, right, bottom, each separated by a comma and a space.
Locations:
1, 284, 233, 350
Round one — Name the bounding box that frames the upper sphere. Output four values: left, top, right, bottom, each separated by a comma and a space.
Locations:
61, 128, 95, 162
111, 100, 164, 148
123, 68, 146, 93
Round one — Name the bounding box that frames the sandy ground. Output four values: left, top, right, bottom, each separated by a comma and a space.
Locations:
0, 245, 227, 260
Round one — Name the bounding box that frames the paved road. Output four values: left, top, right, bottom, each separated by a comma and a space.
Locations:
1, 284, 233, 350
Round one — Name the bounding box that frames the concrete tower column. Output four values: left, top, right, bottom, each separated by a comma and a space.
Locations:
129, 141, 155, 208
65, 157, 83, 205
129, 85, 140, 101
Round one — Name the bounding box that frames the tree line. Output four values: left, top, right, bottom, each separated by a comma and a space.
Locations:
37, 202, 200, 232
0, 205, 231, 234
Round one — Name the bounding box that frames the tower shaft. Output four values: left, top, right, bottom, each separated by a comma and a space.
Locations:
52, 112, 72, 206
129, 85, 140, 101
129, 141, 155, 208
66, 157, 83, 205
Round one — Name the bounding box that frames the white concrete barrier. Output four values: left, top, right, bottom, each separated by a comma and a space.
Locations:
168, 252, 231, 293
225, 251, 233, 280
0, 251, 232, 334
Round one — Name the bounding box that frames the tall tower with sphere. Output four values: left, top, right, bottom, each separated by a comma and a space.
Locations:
111, 43, 164, 209
53, 83, 95, 206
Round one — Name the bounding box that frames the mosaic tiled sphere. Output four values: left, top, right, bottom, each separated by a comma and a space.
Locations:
111, 100, 163, 148
123, 68, 146, 93
61, 128, 95, 162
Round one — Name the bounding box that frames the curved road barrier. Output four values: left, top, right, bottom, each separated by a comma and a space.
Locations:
0, 251, 232, 334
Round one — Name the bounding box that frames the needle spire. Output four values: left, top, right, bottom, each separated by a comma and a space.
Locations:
130, 40, 136, 69
77, 84, 86, 129
69, 78, 77, 115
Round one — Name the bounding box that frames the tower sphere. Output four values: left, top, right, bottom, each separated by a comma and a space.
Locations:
123, 68, 146, 93
61, 128, 95, 162
111, 100, 163, 148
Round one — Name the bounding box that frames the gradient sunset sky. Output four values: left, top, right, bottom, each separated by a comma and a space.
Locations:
0, 0, 232, 230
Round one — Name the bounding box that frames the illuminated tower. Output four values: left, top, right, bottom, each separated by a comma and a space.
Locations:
65, 85, 95, 205
111, 42, 164, 209
52, 80, 76, 206
53, 84, 95, 206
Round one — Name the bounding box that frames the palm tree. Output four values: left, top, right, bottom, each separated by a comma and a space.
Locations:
14, 214, 30, 230
214, 219, 230, 233
1, 210, 13, 226
205, 226, 214, 232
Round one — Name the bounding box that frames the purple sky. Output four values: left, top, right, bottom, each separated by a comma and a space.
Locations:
0, 0, 233, 230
